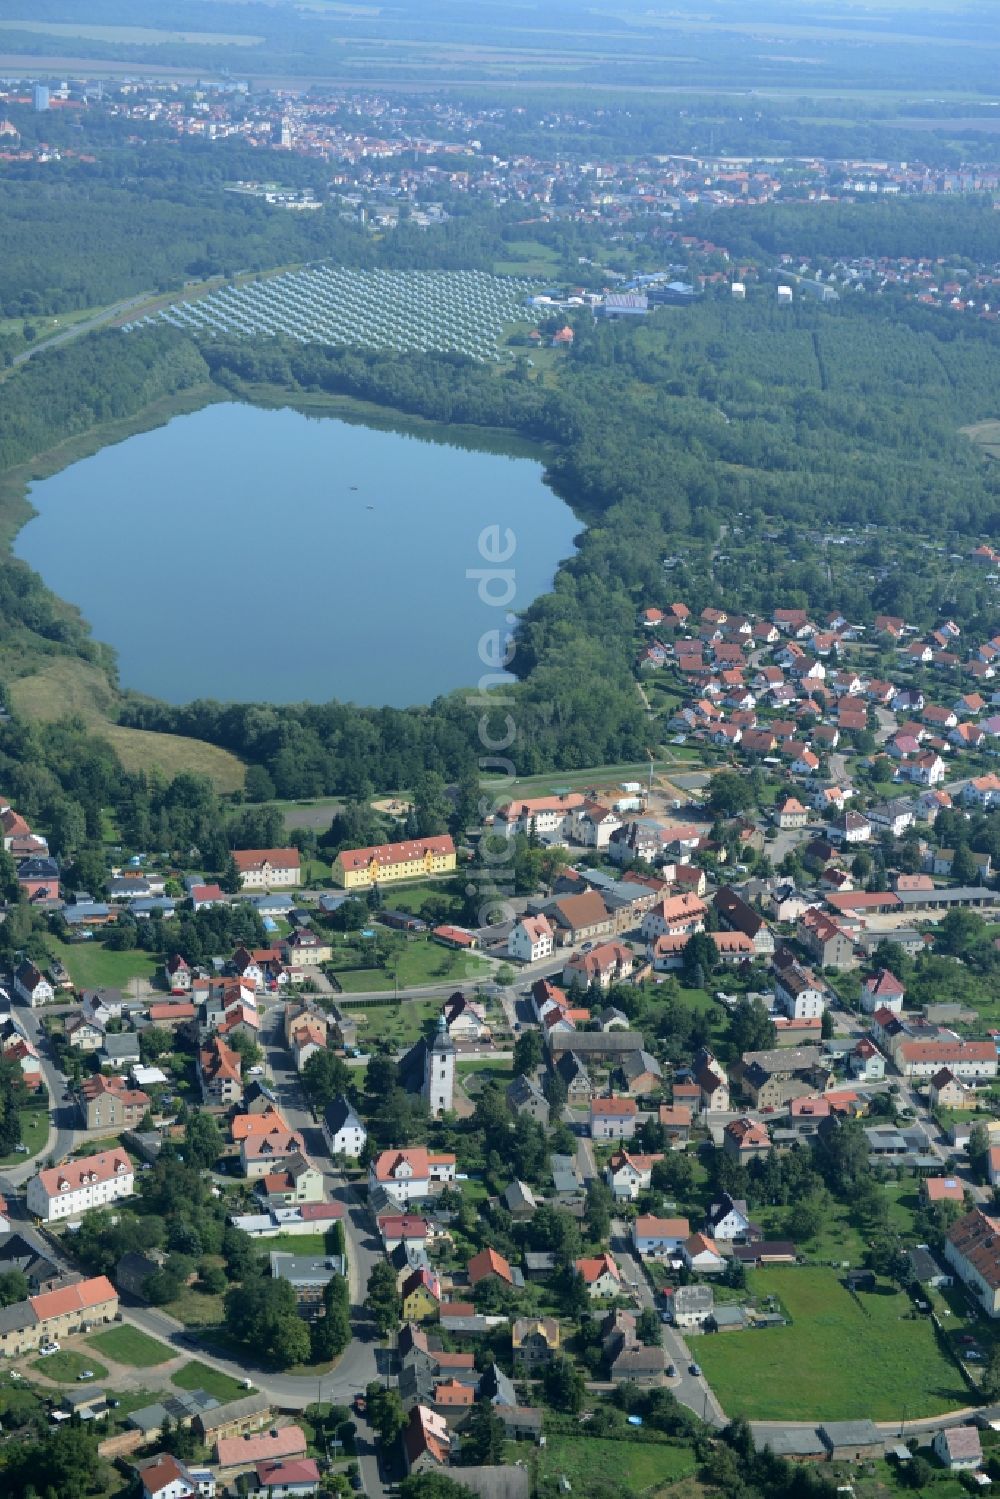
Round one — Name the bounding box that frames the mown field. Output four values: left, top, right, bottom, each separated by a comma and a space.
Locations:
694, 1267, 969, 1421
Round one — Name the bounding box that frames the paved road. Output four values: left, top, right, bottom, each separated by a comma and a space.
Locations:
609, 1218, 726, 1428
6, 294, 154, 374
118, 1012, 388, 1492
4, 1003, 79, 1182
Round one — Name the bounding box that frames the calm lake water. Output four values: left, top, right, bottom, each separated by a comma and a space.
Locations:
18, 401, 578, 707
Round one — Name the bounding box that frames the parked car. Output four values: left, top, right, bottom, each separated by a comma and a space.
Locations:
38, 1343, 60, 1357
13, 1144, 28, 1154
666, 1363, 676, 1378
77, 1370, 95, 1381
353, 1395, 366, 1416
689, 1362, 702, 1377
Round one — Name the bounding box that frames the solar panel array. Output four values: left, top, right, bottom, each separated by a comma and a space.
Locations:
124, 265, 536, 362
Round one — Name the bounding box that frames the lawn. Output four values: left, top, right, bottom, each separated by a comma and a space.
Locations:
340, 997, 440, 1048
533, 1435, 696, 1495
172, 1360, 250, 1402
694, 1267, 968, 1421
0, 1106, 49, 1166
330, 936, 491, 993
30, 1350, 108, 1383
752, 1198, 868, 1267
87, 1327, 173, 1368
263, 1233, 331, 1256
47, 936, 158, 992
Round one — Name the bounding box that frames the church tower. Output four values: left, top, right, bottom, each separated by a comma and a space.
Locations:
423, 1013, 455, 1117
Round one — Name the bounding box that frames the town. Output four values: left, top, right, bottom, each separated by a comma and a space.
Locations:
1, 566, 1000, 1497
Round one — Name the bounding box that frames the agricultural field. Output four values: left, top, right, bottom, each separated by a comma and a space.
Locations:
694, 1268, 969, 1421
130, 267, 537, 364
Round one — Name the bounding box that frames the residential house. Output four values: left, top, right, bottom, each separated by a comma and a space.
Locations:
252, 1459, 321, 1498
0, 1276, 118, 1360
681, 1233, 725, 1273
402, 1405, 451, 1474
547, 891, 614, 947
256, 1154, 324, 1207
945, 1209, 1000, 1316
774, 963, 825, 1021
506, 1074, 550, 1126
896, 1041, 997, 1081
695, 1056, 730, 1112
508, 915, 554, 964
932, 1428, 982, 1473
26, 1150, 133, 1224
723, 1117, 770, 1161
589, 1096, 638, 1141
270, 1254, 345, 1319
77, 1074, 150, 1131
633, 1215, 690, 1259
713, 887, 775, 956
233, 848, 301, 890
658, 1104, 692, 1141
216, 1428, 307, 1473
706, 1194, 754, 1242
776, 797, 809, 830
613, 1049, 663, 1097
575, 1253, 621, 1299
640, 894, 708, 943
669, 1284, 714, 1328
861, 969, 905, 1015
12, 961, 53, 1009
555, 1051, 592, 1106
368, 1148, 456, 1206
512, 1317, 560, 1373
468, 1248, 515, 1288
562, 941, 634, 989
929, 1068, 968, 1110
605, 1151, 662, 1202
322, 1097, 367, 1158
200, 1037, 243, 1106
494, 793, 585, 842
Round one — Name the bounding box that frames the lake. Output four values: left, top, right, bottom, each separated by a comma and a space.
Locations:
17, 400, 579, 707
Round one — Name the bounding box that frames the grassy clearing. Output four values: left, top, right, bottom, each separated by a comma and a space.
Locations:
695, 1267, 968, 1421
7, 655, 245, 792
30, 1350, 108, 1383
341, 997, 440, 1047
87, 1327, 172, 1368
532, 1435, 696, 1495
172, 1360, 249, 1401
0, 1106, 49, 1166
162, 1285, 227, 1329
331, 937, 490, 993
47, 936, 158, 992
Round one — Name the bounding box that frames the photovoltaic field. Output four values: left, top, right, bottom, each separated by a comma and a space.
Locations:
125, 266, 535, 361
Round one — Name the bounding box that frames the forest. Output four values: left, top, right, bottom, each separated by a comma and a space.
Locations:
5, 254, 1000, 800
